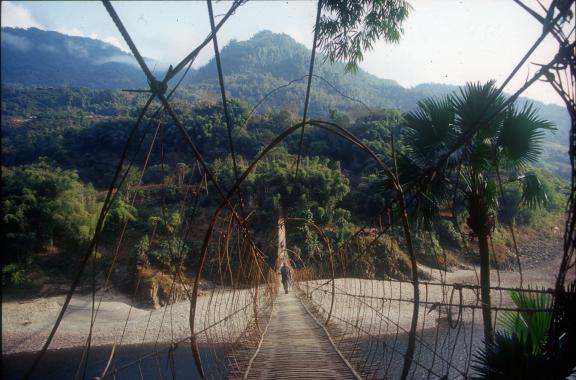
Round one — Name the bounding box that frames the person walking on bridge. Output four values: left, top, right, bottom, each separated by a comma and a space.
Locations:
280, 262, 291, 294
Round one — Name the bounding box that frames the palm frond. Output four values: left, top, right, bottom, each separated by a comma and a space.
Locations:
518, 173, 549, 209
452, 80, 507, 140
475, 288, 553, 377
463, 139, 494, 173
403, 96, 456, 162
472, 332, 546, 379
497, 103, 555, 171
497, 288, 553, 355
393, 152, 453, 225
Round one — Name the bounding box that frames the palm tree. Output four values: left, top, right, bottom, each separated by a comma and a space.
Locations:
471, 289, 556, 379
401, 81, 553, 345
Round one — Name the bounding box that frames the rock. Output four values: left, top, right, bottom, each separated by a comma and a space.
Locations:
135, 271, 190, 309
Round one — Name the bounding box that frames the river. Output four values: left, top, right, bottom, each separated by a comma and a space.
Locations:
2, 343, 221, 379
4, 327, 484, 379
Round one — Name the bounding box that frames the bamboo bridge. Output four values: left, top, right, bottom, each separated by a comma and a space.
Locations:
17, 1, 575, 379
234, 289, 361, 380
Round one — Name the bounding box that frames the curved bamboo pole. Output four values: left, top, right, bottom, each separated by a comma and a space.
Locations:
189, 119, 420, 377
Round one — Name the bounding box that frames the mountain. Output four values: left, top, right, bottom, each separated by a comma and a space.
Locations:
0, 28, 420, 112
2, 28, 567, 118
1, 27, 570, 178
184, 31, 570, 177
185, 30, 417, 114
188, 31, 568, 147
1, 27, 148, 88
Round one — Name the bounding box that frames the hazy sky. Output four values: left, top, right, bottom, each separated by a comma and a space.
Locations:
1, 1, 566, 105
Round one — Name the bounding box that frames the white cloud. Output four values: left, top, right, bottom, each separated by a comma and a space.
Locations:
1, 1, 43, 29
57, 29, 129, 54
38, 43, 57, 53
57, 27, 86, 38
55, 27, 129, 53
65, 39, 89, 58
100, 35, 129, 53
94, 54, 138, 67
0, 3, 130, 55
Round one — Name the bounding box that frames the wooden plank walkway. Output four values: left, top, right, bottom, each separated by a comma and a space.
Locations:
241, 289, 361, 379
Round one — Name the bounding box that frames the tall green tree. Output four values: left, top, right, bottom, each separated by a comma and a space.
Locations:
252, 156, 349, 223
402, 81, 553, 344
250, 155, 350, 263
2, 161, 98, 264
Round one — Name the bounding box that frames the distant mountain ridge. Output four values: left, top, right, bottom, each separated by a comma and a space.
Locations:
1, 27, 570, 169
0, 28, 477, 113
2, 28, 566, 111
1, 27, 148, 88
185, 30, 417, 113
191, 31, 400, 87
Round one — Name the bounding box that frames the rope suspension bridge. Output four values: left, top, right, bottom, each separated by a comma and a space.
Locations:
18, 1, 575, 379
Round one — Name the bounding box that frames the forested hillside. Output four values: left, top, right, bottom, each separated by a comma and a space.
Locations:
2, 27, 569, 178
1, 28, 570, 295
1, 84, 568, 292
1, 27, 148, 88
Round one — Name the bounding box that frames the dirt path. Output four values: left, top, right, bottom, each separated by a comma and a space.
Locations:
443, 231, 563, 289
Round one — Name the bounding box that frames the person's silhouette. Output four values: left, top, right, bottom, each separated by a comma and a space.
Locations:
280, 262, 290, 294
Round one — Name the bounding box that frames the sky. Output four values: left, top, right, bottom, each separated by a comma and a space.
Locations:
1, 1, 567, 106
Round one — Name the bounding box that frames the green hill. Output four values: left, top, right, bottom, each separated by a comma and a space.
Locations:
1, 27, 148, 88
1, 27, 570, 178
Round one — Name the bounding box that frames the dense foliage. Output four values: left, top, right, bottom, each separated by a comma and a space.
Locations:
2, 162, 98, 286
1, 82, 568, 289
2, 27, 570, 178
0, 28, 570, 289
2, 161, 98, 256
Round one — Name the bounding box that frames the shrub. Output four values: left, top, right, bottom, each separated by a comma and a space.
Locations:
2, 263, 31, 287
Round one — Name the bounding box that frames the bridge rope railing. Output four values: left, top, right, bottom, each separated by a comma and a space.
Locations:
21, 0, 574, 379
21, 1, 280, 378
102, 1, 281, 379
292, 274, 555, 379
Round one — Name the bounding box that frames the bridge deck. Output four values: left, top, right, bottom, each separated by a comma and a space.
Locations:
241, 289, 360, 379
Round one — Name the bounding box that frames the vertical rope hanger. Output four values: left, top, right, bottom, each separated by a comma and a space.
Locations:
206, 0, 242, 199
21, 93, 156, 380
20, 1, 575, 379
294, 0, 323, 179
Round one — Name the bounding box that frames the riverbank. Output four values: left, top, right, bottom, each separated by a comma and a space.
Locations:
2, 232, 562, 355
1, 287, 262, 355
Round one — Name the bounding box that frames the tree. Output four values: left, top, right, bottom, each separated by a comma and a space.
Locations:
2, 161, 98, 264
105, 196, 137, 227
401, 81, 553, 345
252, 156, 349, 222
317, 0, 411, 72
250, 155, 350, 263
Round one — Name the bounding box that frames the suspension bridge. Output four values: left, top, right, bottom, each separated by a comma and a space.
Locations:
11, 0, 575, 379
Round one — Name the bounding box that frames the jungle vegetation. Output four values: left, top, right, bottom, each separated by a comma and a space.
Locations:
1, 83, 568, 289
